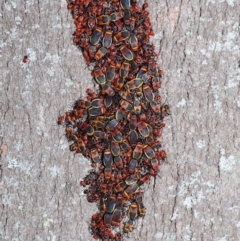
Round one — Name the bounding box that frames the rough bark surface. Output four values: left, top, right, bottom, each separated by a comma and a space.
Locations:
1, 0, 240, 240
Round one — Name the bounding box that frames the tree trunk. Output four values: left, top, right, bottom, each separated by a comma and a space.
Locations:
1, 0, 239, 240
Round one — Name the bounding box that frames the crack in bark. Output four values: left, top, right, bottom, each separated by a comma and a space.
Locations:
3, 99, 10, 121
3, 216, 8, 236
189, 207, 194, 240
0, 162, 2, 181
217, 155, 221, 178
153, 175, 156, 190
173, 0, 183, 34
157, 35, 164, 60
196, 5, 202, 37
26, 110, 34, 156
170, 164, 179, 239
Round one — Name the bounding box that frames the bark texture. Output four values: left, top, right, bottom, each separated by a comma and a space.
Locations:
1, 0, 240, 240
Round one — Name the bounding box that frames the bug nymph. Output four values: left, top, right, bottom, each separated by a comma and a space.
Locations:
23, 55, 28, 63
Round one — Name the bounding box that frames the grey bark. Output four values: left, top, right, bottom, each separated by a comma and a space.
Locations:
1, 0, 240, 240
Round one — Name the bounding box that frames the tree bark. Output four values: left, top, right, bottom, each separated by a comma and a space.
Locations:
1, 0, 240, 240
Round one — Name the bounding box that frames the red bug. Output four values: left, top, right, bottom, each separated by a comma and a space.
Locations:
23, 56, 28, 63
57, 115, 65, 125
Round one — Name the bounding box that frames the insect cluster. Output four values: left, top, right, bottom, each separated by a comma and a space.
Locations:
58, 0, 170, 240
